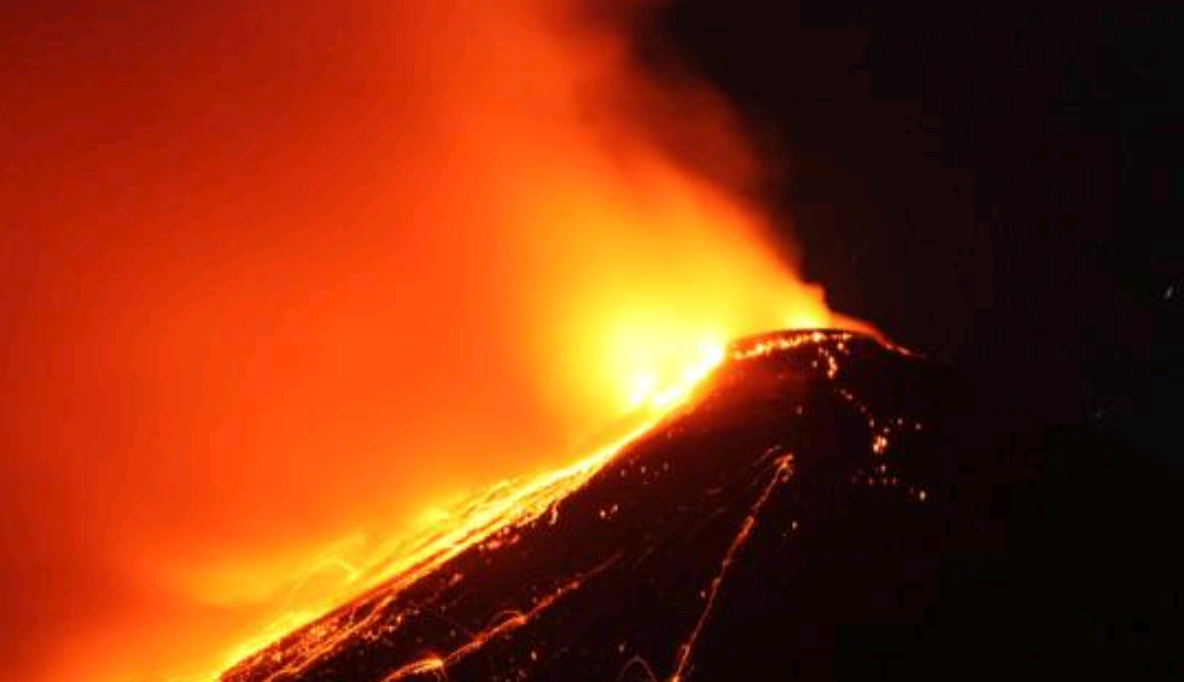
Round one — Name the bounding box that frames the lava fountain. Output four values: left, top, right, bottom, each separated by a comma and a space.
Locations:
0, 1, 871, 681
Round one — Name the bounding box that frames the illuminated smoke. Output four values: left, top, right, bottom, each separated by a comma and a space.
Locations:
0, 1, 869, 681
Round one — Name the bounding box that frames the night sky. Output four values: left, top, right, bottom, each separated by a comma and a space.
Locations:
649, 0, 1177, 466
648, 5, 1184, 671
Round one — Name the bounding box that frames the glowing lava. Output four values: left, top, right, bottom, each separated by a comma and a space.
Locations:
625, 339, 727, 412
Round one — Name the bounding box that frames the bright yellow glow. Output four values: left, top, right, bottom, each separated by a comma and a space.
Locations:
621, 334, 727, 412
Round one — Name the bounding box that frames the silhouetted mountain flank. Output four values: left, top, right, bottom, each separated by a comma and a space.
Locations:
222, 329, 1181, 682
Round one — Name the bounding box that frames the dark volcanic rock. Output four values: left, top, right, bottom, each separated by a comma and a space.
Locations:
220, 329, 1178, 682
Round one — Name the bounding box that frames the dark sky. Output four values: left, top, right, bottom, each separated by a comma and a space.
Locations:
649, 0, 1180, 469
651, 10, 1184, 669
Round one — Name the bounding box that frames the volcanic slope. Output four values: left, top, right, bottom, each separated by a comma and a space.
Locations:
222, 330, 987, 682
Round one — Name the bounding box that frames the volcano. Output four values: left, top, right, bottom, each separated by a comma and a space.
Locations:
218, 329, 1176, 682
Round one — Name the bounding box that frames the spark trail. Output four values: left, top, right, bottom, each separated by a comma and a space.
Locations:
380, 555, 622, 682
667, 450, 796, 682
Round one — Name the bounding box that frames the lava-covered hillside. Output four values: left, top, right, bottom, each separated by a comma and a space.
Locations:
221, 329, 1179, 682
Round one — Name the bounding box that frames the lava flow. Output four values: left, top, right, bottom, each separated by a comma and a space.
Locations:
220, 330, 964, 682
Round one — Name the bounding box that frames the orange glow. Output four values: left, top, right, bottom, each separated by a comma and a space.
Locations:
0, 1, 871, 681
